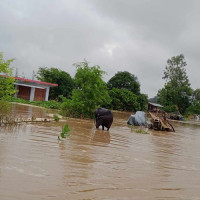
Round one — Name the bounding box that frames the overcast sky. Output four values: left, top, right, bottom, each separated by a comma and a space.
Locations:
0, 0, 199, 97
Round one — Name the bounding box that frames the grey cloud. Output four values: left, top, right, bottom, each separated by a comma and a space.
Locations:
0, 0, 199, 97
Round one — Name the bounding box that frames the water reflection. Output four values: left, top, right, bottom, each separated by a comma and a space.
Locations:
91, 130, 110, 145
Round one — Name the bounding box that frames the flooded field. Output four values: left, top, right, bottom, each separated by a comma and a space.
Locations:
0, 104, 200, 200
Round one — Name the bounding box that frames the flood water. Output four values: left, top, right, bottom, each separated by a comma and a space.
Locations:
1, 104, 200, 200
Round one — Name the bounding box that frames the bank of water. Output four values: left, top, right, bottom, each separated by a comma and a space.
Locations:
0, 104, 200, 200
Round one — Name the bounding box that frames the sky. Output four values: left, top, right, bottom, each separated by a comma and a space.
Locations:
0, 0, 199, 98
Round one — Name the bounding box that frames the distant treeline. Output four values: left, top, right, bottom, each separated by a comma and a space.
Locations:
1, 52, 200, 118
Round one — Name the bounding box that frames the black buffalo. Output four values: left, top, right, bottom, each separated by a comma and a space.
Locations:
94, 108, 113, 131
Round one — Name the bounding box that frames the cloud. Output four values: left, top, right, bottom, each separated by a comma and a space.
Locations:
0, 0, 199, 97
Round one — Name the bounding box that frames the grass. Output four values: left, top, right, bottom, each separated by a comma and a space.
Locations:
135, 129, 149, 134
130, 124, 149, 134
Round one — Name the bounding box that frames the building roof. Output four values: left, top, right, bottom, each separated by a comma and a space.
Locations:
14, 77, 58, 87
0, 75, 58, 87
148, 102, 163, 108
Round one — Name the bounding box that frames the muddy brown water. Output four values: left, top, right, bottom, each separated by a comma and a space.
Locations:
0, 104, 200, 200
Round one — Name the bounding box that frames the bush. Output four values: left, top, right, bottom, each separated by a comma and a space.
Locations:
8, 96, 30, 104
8, 97, 61, 109
0, 100, 11, 124
60, 99, 82, 118
163, 105, 178, 113
31, 100, 61, 109
108, 88, 140, 111
53, 114, 60, 122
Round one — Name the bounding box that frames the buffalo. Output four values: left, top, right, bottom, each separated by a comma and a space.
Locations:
94, 108, 113, 131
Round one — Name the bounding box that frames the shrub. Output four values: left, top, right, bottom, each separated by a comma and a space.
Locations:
108, 88, 140, 111
53, 114, 60, 122
163, 105, 178, 113
0, 100, 11, 125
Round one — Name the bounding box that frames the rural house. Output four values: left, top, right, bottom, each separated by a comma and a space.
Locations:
13, 77, 58, 101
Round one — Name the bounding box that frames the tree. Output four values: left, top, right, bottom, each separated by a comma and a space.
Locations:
107, 71, 140, 95
192, 89, 200, 102
108, 88, 140, 111
37, 67, 74, 100
157, 54, 192, 114
137, 94, 148, 111
0, 52, 16, 100
61, 61, 110, 118
186, 101, 200, 115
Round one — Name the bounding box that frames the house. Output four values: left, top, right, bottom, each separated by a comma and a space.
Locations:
13, 77, 58, 101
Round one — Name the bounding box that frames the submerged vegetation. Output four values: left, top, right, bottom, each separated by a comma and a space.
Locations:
131, 125, 149, 134
58, 124, 71, 140
53, 114, 60, 122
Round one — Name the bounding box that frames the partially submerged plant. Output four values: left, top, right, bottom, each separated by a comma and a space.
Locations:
58, 124, 71, 140
135, 129, 149, 134
130, 124, 149, 134
53, 114, 60, 122
131, 124, 135, 131
31, 115, 36, 121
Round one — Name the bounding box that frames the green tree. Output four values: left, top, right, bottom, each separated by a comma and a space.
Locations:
0, 52, 16, 100
157, 54, 192, 114
137, 94, 148, 111
37, 67, 74, 100
192, 89, 200, 102
186, 101, 200, 115
61, 61, 110, 118
108, 88, 140, 111
106, 71, 147, 111
107, 71, 140, 95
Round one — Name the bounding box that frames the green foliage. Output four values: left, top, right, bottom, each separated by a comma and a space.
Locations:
53, 114, 60, 122
130, 125, 149, 134
192, 89, 200, 102
0, 52, 16, 100
107, 71, 140, 95
135, 129, 149, 134
157, 54, 192, 114
137, 94, 148, 111
186, 100, 200, 115
37, 67, 74, 100
163, 105, 178, 113
131, 125, 135, 131
33, 100, 61, 109
8, 97, 61, 109
61, 61, 110, 118
60, 99, 82, 118
106, 71, 147, 112
0, 99, 11, 124
8, 96, 30, 104
59, 124, 71, 139
108, 88, 140, 111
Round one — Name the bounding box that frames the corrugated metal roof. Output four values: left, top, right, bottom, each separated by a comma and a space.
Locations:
148, 102, 163, 108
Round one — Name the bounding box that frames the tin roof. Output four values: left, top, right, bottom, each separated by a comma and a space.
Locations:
148, 102, 163, 108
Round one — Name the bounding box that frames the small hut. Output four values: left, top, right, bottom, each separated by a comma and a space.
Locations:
148, 102, 163, 113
